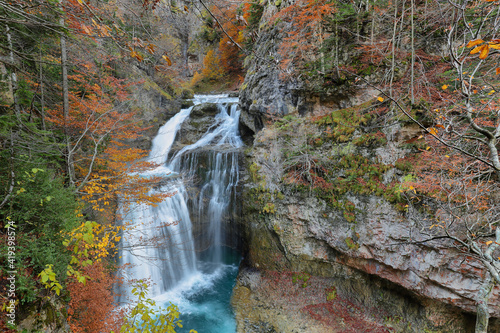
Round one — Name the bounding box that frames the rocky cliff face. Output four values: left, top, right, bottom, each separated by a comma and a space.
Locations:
234, 2, 500, 332
234, 116, 500, 332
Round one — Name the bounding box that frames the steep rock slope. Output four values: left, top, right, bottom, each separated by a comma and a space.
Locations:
234, 1, 500, 332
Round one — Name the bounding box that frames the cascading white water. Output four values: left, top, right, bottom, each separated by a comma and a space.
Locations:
170, 102, 242, 267
119, 94, 242, 314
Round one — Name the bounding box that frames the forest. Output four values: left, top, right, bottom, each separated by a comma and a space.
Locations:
0, 0, 499, 332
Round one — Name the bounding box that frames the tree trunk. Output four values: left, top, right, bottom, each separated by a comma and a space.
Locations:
182, 35, 190, 77
410, 0, 415, 104
389, 0, 398, 99
59, 3, 75, 186
5, 25, 20, 114
39, 48, 46, 130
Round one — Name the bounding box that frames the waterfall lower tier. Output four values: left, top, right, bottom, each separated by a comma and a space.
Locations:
118, 94, 242, 331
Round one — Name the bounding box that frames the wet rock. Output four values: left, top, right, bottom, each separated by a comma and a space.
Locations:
181, 99, 194, 109
190, 103, 219, 118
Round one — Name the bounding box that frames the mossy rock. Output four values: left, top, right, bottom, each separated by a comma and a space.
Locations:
180, 88, 194, 99
191, 103, 219, 118
181, 99, 195, 109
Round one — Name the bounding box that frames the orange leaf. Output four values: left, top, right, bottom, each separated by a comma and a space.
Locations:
470, 45, 482, 55
479, 44, 490, 59
82, 24, 91, 35
377, 96, 384, 102
162, 55, 172, 66
436, 124, 445, 129
466, 39, 484, 48
442, 85, 448, 90
496, 68, 500, 75
428, 127, 438, 136
130, 51, 143, 62
146, 44, 156, 54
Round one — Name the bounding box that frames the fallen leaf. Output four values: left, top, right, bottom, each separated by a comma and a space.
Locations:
162, 55, 172, 66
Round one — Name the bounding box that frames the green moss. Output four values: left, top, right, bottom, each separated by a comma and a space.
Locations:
249, 162, 263, 184
325, 286, 337, 301
180, 88, 194, 99
345, 237, 359, 250
262, 202, 276, 214
292, 272, 311, 288
353, 131, 387, 147
143, 78, 172, 99
247, 185, 283, 215
314, 100, 375, 143
394, 158, 413, 172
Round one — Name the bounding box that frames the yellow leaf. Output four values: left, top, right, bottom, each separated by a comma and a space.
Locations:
486, 241, 493, 245
146, 44, 156, 54
488, 90, 495, 95
377, 96, 384, 102
162, 55, 172, 66
470, 46, 480, 54
479, 44, 490, 59
184, 5, 189, 12
442, 85, 448, 90
466, 39, 484, 48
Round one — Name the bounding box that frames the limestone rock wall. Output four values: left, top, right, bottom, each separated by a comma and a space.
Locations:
235, 0, 500, 331
235, 120, 500, 331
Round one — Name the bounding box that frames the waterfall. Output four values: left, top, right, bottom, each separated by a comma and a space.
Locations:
119, 94, 242, 302
170, 102, 242, 267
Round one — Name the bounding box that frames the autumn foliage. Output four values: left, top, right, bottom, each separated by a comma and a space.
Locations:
218, 4, 245, 74
67, 261, 125, 333
45, 57, 170, 213
271, 0, 335, 76
201, 49, 225, 81
191, 2, 247, 87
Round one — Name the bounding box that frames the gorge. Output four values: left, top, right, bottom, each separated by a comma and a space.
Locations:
2, 0, 500, 332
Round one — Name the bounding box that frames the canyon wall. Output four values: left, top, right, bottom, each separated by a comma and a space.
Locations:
233, 1, 500, 331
